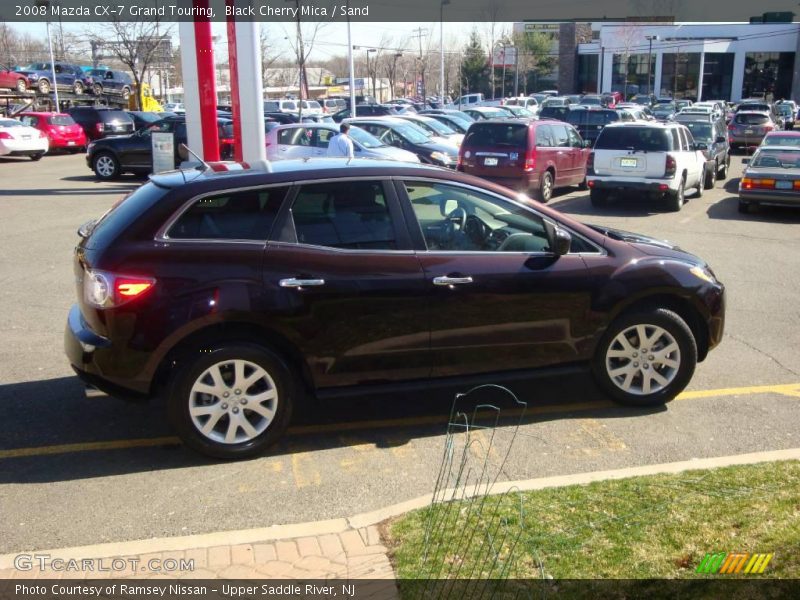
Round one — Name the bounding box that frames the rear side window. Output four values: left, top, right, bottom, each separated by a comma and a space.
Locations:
100, 110, 132, 123
735, 114, 769, 125
264, 101, 280, 112
168, 186, 289, 240
535, 124, 554, 147
87, 183, 170, 248
595, 126, 671, 152
49, 115, 75, 125
287, 181, 396, 250
463, 123, 528, 149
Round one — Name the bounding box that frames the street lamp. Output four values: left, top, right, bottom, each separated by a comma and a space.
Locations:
440, 0, 450, 103
646, 35, 660, 96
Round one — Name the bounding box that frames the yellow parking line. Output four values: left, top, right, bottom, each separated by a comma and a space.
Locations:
1, 382, 798, 461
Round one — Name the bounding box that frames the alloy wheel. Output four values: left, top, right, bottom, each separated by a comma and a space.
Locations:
605, 324, 681, 395
188, 359, 279, 445
95, 155, 116, 178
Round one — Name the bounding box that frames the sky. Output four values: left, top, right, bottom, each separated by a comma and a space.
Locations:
12, 21, 515, 62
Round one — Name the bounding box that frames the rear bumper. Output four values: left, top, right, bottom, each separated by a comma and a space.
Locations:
739, 189, 800, 206
587, 177, 679, 193
729, 134, 766, 146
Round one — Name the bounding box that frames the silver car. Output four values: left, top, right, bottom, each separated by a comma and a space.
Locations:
265, 123, 420, 162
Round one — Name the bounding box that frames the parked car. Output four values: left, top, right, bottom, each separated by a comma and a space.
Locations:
461, 106, 516, 121
16, 62, 91, 94
652, 103, 678, 122
345, 117, 459, 167
775, 103, 795, 130
504, 96, 540, 112
458, 119, 590, 202
500, 105, 536, 119
419, 112, 473, 133
455, 93, 485, 107
0, 117, 48, 160
728, 111, 778, 152
586, 121, 715, 211
263, 99, 299, 113
419, 108, 475, 122
322, 98, 346, 114
680, 119, 731, 185
0, 65, 30, 93
18, 112, 87, 152
629, 93, 657, 107
64, 159, 725, 458
299, 100, 323, 115
332, 104, 403, 122
85, 115, 232, 179
266, 123, 420, 162
537, 105, 571, 122
760, 130, 800, 148
541, 96, 573, 108
68, 107, 135, 141
164, 102, 185, 114
566, 107, 621, 147
127, 111, 176, 131
675, 99, 693, 111
85, 69, 134, 99
578, 95, 611, 108
264, 111, 335, 125
396, 114, 465, 146
739, 146, 800, 213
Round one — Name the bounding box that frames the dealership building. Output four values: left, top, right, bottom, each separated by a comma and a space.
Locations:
514, 21, 799, 101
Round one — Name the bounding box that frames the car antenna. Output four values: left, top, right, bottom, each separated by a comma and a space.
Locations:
180, 143, 211, 171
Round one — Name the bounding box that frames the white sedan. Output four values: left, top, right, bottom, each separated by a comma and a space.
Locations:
0, 118, 49, 160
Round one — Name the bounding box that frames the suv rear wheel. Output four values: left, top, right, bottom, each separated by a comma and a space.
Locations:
535, 170, 554, 203
167, 343, 294, 459
37, 78, 50, 94
93, 152, 120, 180
592, 308, 697, 407
16, 78, 27, 93
667, 176, 685, 211
73, 81, 84, 95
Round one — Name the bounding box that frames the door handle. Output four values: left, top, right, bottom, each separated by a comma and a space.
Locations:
433, 275, 473, 286
279, 278, 325, 288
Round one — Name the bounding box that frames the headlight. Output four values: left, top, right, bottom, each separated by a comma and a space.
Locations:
690, 265, 716, 284
430, 151, 451, 164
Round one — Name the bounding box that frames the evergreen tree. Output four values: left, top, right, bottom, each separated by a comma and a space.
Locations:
460, 29, 490, 96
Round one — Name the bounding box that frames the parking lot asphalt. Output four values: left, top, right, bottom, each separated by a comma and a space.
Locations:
1, 153, 799, 554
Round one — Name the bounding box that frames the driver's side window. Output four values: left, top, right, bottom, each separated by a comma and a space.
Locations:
403, 181, 551, 253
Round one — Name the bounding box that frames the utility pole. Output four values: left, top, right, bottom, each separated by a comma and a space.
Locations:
411, 27, 427, 98
440, 0, 450, 101
346, 0, 355, 116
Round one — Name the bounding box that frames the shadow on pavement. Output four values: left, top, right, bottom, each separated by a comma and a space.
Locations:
707, 195, 800, 223
552, 193, 671, 217
0, 372, 665, 483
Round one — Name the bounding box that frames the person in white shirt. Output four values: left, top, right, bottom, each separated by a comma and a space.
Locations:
326, 123, 355, 159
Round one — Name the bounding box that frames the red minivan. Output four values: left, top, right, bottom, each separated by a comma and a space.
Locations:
457, 119, 591, 202
19, 112, 87, 152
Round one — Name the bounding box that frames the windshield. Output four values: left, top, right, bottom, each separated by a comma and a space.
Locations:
219, 121, 234, 138
505, 106, 535, 117
735, 113, 769, 125
595, 126, 671, 151
394, 122, 431, 144
739, 103, 770, 113
763, 134, 800, 147
48, 115, 76, 126
777, 105, 793, 116
751, 149, 800, 168
463, 122, 528, 149
654, 104, 676, 113
414, 118, 454, 136
348, 126, 384, 148
0, 119, 24, 127
682, 122, 713, 141
88, 69, 107, 77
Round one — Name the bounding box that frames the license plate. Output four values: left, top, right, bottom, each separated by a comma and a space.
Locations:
775, 180, 792, 189
484, 157, 498, 166
67, 141, 75, 145
22, 135, 30, 140
620, 158, 637, 168
744, 129, 754, 134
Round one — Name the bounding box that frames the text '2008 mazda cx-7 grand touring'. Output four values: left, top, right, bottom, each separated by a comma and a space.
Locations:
65, 159, 725, 459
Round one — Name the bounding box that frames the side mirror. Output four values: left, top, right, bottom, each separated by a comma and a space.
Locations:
741, 158, 750, 165
695, 142, 708, 151
441, 198, 458, 216
716, 136, 726, 144
552, 227, 572, 256
583, 139, 593, 148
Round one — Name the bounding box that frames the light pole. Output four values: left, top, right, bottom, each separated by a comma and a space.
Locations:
440, 0, 450, 102
346, 0, 356, 116
646, 35, 659, 96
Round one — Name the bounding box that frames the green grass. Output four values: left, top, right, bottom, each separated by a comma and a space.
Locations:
387, 460, 800, 580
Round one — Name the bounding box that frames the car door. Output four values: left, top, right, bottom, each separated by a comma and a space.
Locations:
680, 127, 702, 188
312, 128, 337, 157
398, 179, 594, 377
266, 179, 430, 388
566, 125, 588, 184
550, 124, 574, 186
276, 126, 314, 159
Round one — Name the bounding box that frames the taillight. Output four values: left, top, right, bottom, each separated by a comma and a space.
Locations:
84, 269, 155, 309
524, 150, 535, 172
456, 151, 463, 170
665, 154, 676, 178
0, 132, 12, 139
586, 151, 595, 175
740, 177, 775, 190
95, 123, 104, 133
764, 125, 774, 132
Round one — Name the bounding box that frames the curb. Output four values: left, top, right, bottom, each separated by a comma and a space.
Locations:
2, 447, 799, 569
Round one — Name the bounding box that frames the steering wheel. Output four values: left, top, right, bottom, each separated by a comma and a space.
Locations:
445, 207, 467, 242
463, 215, 490, 247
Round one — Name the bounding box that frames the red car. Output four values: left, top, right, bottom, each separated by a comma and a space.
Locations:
0, 65, 29, 93
458, 118, 591, 202
19, 112, 87, 152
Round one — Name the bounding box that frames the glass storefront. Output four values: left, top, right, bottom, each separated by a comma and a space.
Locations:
577, 54, 599, 93
660, 53, 701, 100
612, 53, 655, 97
701, 53, 734, 101
742, 52, 795, 101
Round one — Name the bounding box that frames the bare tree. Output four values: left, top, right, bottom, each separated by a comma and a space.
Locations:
87, 19, 174, 109
260, 25, 283, 85
282, 17, 327, 114
482, 1, 503, 99
614, 23, 644, 100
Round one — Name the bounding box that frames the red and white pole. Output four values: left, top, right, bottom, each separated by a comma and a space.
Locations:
178, 0, 219, 162
226, 0, 268, 168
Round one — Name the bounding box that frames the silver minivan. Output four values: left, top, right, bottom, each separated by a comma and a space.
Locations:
265, 123, 421, 162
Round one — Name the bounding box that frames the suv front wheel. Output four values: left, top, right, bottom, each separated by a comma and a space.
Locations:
592, 308, 697, 407
167, 343, 294, 459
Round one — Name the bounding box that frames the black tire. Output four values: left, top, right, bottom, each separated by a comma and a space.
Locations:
693, 173, 704, 198
590, 188, 609, 207
73, 81, 84, 95
92, 83, 103, 96
592, 308, 697, 407
718, 155, 729, 179
30, 153, 43, 161
16, 78, 27, 93
167, 343, 295, 459
37, 79, 50, 94
578, 177, 588, 191
667, 177, 685, 211
92, 152, 120, 180
535, 170, 554, 203
703, 163, 716, 189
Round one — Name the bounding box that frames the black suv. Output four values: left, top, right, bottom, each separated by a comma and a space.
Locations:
566, 107, 620, 146
678, 118, 731, 184
85, 69, 134, 99
65, 159, 725, 459
332, 104, 403, 122
68, 106, 135, 141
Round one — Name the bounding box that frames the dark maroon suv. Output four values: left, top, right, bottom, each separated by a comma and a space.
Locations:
65, 159, 725, 459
